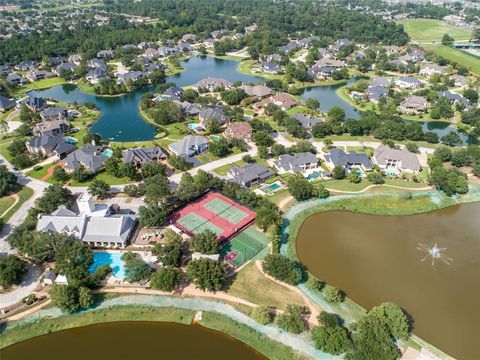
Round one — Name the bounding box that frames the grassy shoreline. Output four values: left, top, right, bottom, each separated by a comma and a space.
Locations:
0, 304, 307, 359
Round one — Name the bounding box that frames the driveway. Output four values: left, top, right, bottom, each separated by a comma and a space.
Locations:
0, 263, 42, 309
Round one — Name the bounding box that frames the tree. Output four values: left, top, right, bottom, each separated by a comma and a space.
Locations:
366, 172, 384, 184
251, 305, 273, 324
35, 185, 72, 213
49, 285, 81, 313
138, 202, 168, 227
347, 171, 361, 184
463, 88, 478, 103
311, 313, 351, 355
121, 252, 151, 283
256, 204, 282, 231
276, 304, 310, 334
430, 167, 468, 196
323, 285, 344, 303
262, 254, 302, 285
119, 162, 138, 180
252, 131, 274, 147
306, 276, 325, 292
473, 164, 480, 178
187, 258, 227, 291
220, 88, 246, 105
328, 106, 346, 122
287, 173, 313, 201
52, 167, 69, 182
88, 179, 110, 199
78, 286, 94, 309
332, 165, 346, 180
369, 302, 410, 340
141, 162, 166, 178
190, 230, 220, 254
168, 154, 194, 171
434, 146, 452, 162
0, 255, 26, 287
405, 142, 419, 153
153, 230, 183, 267
305, 98, 320, 110
441, 33, 454, 46
0, 165, 17, 196
208, 138, 231, 157
150, 266, 183, 292
83, 132, 101, 145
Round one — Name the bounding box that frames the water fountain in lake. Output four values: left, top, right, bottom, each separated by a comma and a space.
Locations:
417, 243, 453, 265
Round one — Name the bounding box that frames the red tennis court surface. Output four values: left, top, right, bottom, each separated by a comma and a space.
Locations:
170, 192, 256, 241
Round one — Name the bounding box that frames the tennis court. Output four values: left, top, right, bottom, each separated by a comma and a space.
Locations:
220, 227, 269, 268
204, 198, 248, 224
170, 192, 256, 241
176, 212, 223, 236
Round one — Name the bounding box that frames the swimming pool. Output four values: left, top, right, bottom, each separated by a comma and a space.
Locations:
261, 181, 283, 192
188, 123, 200, 130
384, 168, 400, 176
64, 137, 78, 144
102, 149, 113, 157
210, 135, 221, 141
306, 171, 321, 181
89, 251, 125, 279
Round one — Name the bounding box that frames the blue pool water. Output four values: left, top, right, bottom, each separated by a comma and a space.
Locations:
306, 172, 321, 181
102, 149, 113, 157
210, 135, 221, 141
65, 137, 78, 144
262, 182, 282, 192
384, 168, 400, 176
89, 251, 125, 279
188, 123, 200, 130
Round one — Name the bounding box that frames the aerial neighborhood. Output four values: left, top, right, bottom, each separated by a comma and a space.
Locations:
0, 1, 479, 360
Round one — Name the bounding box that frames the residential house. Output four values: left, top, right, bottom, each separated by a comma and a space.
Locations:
14, 60, 36, 71
123, 147, 167, 168
370, 77, 391, 88
0, 96, 16, 112
223, 122, 253, 141
323, 149, 373, 174
308, 66, 335, 79
279, 41, 301, 53
162, 86, 183, 101
399, 95, 429, 114
366, 85, 389, 103
245, 24, 258, 32
273, 152, 319, 174
395, 76, 423, 89
181, 34, 197, 43
450, 75, 468, 89
211, 29, 229, 39
40, 106, 68, 121
291, 113, 323, 129
266, 54, 282, 63
192, 77, 232, 92
239, 84, 272, 98
6, 72, 27, 86
26, 134, 76, 158
33, 119, 69, 136
259, 61, 283, 74
199, 107, 230, 128
55, 62, 77, 75
271, 93, 299, 110
97, 50, 114, 59
68, 54, 82, 66
437, 90, 469, 107
314, 58, 346, 69
87, 58, 107, 70
168, 135, 209, 158
26, 69, 54, 82
61, 145, 109, 173
86, 69, 109, 84
373, 145, 421, 174
36, 194, 137, 248
419, 63, 446, 77
21, 96, 47, 111
176, 101, 202, 117
116, 71, 144, 85
331, 38, 352, 53
203, 38, 215, 48
227, 164, 275, 188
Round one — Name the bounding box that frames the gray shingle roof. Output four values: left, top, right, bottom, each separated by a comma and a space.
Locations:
227, 164, 275, 186
123, 147, 166, 165
168, 135, 208, 157
326, 148, 373, 170
374, 145, 421, 172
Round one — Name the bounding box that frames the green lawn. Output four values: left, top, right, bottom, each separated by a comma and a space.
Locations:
0, 196, 15, 215
398, 19, 472, 43
0, 186, 33, 222
14, 77, 68, 97
68, 171, 134, 187
424, 44, 480, 75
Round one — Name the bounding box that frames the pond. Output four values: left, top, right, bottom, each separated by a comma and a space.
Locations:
1, 321, 266, 360
28, 56, 263, 142
295, 202, 480, 360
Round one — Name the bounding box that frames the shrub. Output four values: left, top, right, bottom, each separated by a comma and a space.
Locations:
323, 285, 344, 303
251, 305, 273, 324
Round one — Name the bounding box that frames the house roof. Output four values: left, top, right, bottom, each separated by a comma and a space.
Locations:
62, 145, 108, 172
0, 96, 16, 109
326, 148, 373, 170
192, 77, 232, 91
239, 84, 272, 97
123, 147, 166, 164
275, 152, 318, 172
401, 95, 428, 109
224, 122, 253, 139
40, 106, 68, 119
82, 215, 136, 243
199, 107, 228, 123
374, 145, 421, 171
227, 164, 275, 185
163, 86, 183, 100
168, 135, 208, 157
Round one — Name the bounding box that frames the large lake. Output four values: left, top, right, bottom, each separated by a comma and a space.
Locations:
1, 321, 266, 360
29, 56, 469, 144
296, 202, 480, 360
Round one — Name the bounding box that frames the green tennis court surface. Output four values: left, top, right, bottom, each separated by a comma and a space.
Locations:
177, 212, 222, 235
221, 227, 269, 268
204, 198, 248, 224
